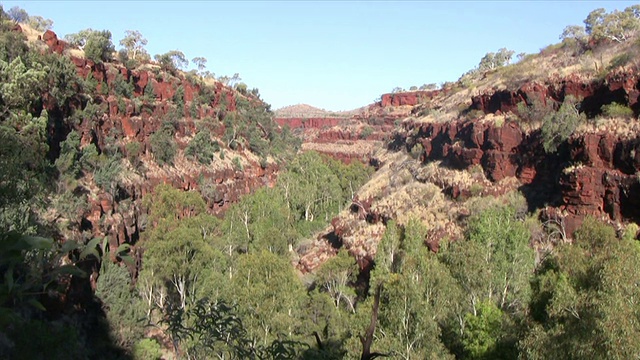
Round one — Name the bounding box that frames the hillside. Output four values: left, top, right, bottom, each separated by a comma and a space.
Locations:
3, 4, 640, 360
274, 103, 359, 118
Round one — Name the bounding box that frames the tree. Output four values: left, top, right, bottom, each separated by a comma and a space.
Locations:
192, 56, 207, 72
316, 250, 359, 313
154, 50, 188, 71
7, 6, 28, 23
541, 96, 585, 153
0, 56, 46, 113
119, 30, 148, 61
478, 48, 515, 71
230, 250, 306, 346
149, 121, 177, 165
26, 16, 52, 31
64, 28, 96, 49
521, 218, 640, 359
84, 30, 115, 63
584, 6, 640, 43
560, 25, 587, 44
370, 219, 459, 359
185, 130, 219, 164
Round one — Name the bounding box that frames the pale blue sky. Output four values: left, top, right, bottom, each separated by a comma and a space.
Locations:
3, 1, 638, 110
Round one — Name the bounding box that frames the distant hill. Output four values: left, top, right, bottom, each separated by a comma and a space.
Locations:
275, 103, 362, 118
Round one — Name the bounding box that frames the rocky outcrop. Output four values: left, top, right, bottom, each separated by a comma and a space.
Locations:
398, 117, 640, 235
275, 117, 344, 129
380, 90, 440, 107
42, 30, 66, 54
39, 30, 272, 256
470, 72, 640, 117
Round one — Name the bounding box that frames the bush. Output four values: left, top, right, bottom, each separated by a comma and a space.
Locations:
359, 126, 374, 139
84, 30, 115, 63
185, 130, 219, 164
125, 141, 142, 166
133, 339, 162, 360
149, 122, 176, 165
232, 156, 243, 170
113, 72, 134, 97
541, 96, 585, 153
410, 142, 424, 159
96, 261, 145, 348
601, 102, 634, 118
608, 52, 633, 70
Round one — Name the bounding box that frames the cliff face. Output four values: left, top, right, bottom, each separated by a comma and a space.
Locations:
296, 70, 640, 273
397, 119, 640, 235
41, 31, 278, 255
274, 93, 425, 164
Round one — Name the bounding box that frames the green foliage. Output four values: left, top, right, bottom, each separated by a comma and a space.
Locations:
133, 339, 162, 360
143, 79, 155, 100
315, 250, 359, 312
96, 261, 145, 347
0, 56, 46, 112
232, 156, 243, 170
521, 217, 640, 359
541, 96, 585, 153
154, 50, 187, 72
119, 30, 148, 62
278, 152, 344, 232
191, 56, 207, 72
410, 142, 423, 159
55, 130, 82, 180
601, 101, 634, 118
461, 301, 506, 359
222, 187, 296, 255
516, 97, 554, 123
584, 5, 640, 43
149, 121, 176, 165
359, 126, 374, 139
478, 48, 515, 71
0, 19, 28, 63
608, 52, 633, 70
42, 52, 82, 107
26, 15, 53, 32
173, 85, 184, 109
113, 72, 134, 97
125, 140, 143, 167
94, 156, 122, 199
185, 130, 219, 164
84, 30, 115, 63
230, 250, 306, 345
7, 6, 28, 23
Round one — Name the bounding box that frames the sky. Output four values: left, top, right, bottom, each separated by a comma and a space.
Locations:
2, 1, 639, 111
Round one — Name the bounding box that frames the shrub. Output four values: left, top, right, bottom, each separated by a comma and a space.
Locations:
143, 80, 155, 100
516, 98, 554, 123
410, 142, 424, 159
232, 156, 243, 170
608, 52, 633, 70
133, 339, 162, 360
113, 72, 134, 97
185, 130, 219, 164
601, 102, 634, 118
84, 30, 115, 63
359, 126, 374, 139
125, 141, 142, 166
541, 96, 585, 153
149, 122, 176, 165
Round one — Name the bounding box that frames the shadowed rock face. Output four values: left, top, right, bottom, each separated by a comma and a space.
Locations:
470, 72, 640, 117
397, 117, 640, 235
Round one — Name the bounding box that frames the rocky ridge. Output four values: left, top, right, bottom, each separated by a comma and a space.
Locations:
39, 30, 279, 255
297, 66, 640, 273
